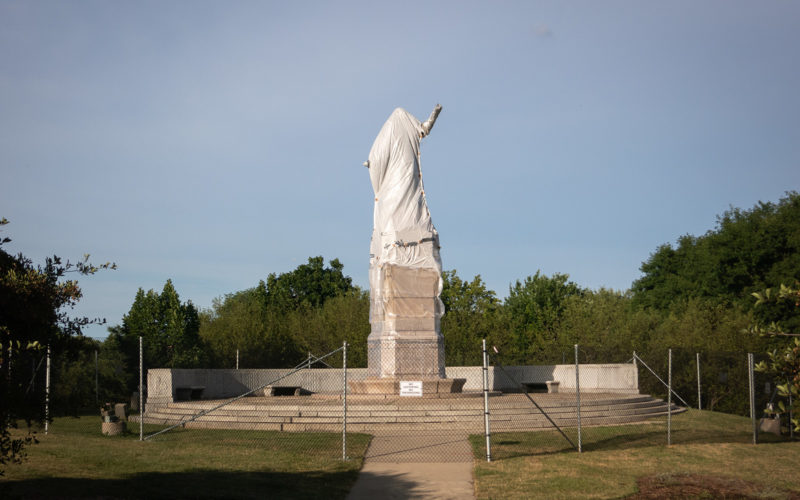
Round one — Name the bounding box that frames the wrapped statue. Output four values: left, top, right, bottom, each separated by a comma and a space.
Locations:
354, 105, 463, 393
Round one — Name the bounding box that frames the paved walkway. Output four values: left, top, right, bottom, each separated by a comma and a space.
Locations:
346, 431, 475, 499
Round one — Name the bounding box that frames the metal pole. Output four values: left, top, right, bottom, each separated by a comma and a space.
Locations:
139, 336, 143, 441
667, 348, 672, 446
44, 345, 51, 435
236, 349, 239, 370
342, 341, 347, 461
482, 339, 492, 462
696, 352, 701, 410
95, 349, 99, 405
748, 353, 757, 444
633, 350, 639, 398
633, 352, 690, 407
789, 392, 794, 441
575, 344, 582, 453
494, 360, 578, 451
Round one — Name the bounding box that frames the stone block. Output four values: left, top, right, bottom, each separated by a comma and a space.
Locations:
367, 337, 445, 379
381, 318, 437, 332
130, 392, 139, 412
114, 403, 128, 421
759, 417, 781, 436
384, 297, 437, 318
101, 421, 126, 436
382, 265, 440, 297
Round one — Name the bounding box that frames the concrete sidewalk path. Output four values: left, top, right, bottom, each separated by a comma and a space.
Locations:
346, 431, 475, 499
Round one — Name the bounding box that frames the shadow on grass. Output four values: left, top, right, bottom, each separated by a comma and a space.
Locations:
469, 433, 576, 460
0, 468, 375, 500
580, 428, 672, 451
470, 411, 796, 461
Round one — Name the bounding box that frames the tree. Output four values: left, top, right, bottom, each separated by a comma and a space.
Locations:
112, 279, 205, 391
158, 280, 203, 368
198, 286, 301, 369
632, 192, 800, 324
753, 283, 800, 432
0, 218, 114, 474
199, 258, 366, 369
263, 256, 354, 310
558, 288, 651, 361
503, 271, 584, 364
440, 270, 502, 366
46, 335, 127, 417
293, 289, 370, 368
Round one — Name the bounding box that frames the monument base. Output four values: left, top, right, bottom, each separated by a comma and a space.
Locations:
349, 377, 466, 396
367, 336, 446, 379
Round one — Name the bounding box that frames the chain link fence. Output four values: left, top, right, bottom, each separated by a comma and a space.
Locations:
9, 338, 796, 471
138, 343, 370, 462
483, 345, 796, 461
4, 340, 132, 439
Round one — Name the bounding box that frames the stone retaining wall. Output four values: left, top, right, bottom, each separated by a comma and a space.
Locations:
147, 363, 638, 406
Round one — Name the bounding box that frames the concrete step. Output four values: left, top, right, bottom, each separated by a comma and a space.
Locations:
159, 395, 663, 413
139, 393, 682, 432
137, 408, 685, 434
489, 399, 670, 415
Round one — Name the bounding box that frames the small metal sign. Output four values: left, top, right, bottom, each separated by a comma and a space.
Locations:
399, 380, 423, 397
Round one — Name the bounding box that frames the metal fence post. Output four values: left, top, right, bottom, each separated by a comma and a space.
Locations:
95, 349, 99, 405
342, 340, 347, 461
575, 344, 582, 453
45, 345, 51, 435
667, 348, 672, 446
139, 336, 143, 441
790, 392, 794, 441
633, 350, 639, 401
748, 353, 757, 444
696, 352, 701, 410
482, 339, 491, 462
236, 349, 239, 370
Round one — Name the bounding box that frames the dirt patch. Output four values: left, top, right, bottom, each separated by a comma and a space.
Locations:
626, 473, 800, 500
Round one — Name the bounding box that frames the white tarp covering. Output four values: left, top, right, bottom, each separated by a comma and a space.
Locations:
366, 107, 444, 325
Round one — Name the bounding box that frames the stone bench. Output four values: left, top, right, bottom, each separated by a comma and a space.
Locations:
263, 385, 305, 397
175, 386, 205, 401
522, 381, 560, 394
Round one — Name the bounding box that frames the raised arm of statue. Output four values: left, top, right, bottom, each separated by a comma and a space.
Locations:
421, 104, 442, 137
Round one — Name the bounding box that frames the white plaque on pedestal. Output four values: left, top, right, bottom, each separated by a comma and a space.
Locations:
400, 381, 423, 397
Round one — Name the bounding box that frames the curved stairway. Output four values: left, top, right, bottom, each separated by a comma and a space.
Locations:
137, 392, 684, 433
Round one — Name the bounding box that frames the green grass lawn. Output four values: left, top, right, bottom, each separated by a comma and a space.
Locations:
4, 411, 798, 499
1, 417, 371, 499
470, 410, 800, 499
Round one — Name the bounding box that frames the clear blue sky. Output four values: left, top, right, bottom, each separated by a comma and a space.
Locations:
2, 1, 799, 339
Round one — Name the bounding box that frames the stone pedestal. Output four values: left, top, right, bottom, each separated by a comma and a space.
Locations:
351, 263, 464, 395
